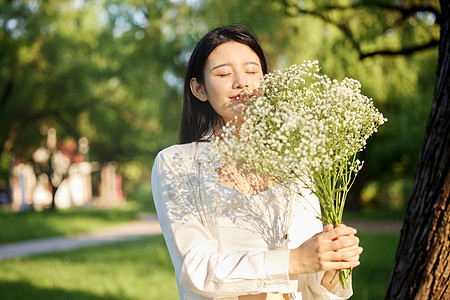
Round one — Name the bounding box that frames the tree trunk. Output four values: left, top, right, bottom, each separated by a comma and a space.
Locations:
385, 1, 450, 299
50, 183, 57, 210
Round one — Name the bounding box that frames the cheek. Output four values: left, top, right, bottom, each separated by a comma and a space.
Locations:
253, 76, 262, 85
250, 77, 262, 89
205, 78, 227, 98
250, 70, 263, 85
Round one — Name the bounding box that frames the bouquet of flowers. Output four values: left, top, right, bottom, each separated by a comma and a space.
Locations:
217, 60, 387, 288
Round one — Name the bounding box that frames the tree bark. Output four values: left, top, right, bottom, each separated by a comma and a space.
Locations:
385, 1, 449, 299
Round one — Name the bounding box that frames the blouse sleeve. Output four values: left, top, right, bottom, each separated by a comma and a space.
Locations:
297, 272, 353, 299
151, 149, 297, 298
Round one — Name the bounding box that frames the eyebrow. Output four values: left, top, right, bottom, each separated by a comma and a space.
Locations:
210, 61, 261, 71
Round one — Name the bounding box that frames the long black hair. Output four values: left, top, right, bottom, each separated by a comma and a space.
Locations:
179, 25, 269, 144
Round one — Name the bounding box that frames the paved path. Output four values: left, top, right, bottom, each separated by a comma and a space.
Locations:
0, 214, 402, 260
0, 214, 162, 260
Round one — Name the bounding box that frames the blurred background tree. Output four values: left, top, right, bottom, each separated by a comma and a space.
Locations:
278, 0, 440, 211
0, 0, 439, 213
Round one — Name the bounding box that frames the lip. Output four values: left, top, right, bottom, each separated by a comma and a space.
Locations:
230, 92, 252, 101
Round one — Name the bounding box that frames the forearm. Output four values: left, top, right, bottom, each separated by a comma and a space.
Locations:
321, 270, 339, 292
180, 248, 295, 297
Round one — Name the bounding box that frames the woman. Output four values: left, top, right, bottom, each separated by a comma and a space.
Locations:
152, 25, 362, 300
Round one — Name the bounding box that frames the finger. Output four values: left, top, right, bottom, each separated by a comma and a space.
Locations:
328, 246, 363, 261
335, 224, 358, 235
321, 260, 360, 271
332, 232, 357, 241
332, 234, 359, 243
329, 236, 360, 251
335, 243, 360, 253
325, 225, 357, 240
323, 224, 334, 232
329, 260, 361, 270
342, 254, 360, 262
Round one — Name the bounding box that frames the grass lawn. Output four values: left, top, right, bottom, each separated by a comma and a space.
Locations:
0, 235, 178, 300
0, 207, 139, 245
0, 232, 399, 299
352, 232, 400, 300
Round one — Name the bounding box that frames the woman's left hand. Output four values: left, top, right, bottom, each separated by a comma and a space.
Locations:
321, 224, 362, 291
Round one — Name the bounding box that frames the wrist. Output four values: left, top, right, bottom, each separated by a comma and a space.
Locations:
288, 248, 301, 275
321, 270, 339, 291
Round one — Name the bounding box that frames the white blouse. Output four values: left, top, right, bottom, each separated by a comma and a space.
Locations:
151, 142, 353, 300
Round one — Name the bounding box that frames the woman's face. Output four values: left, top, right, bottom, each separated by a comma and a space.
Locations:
190, 41, 263, 125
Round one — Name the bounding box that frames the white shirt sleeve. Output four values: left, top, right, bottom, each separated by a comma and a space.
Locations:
297, 272, 353, 299
151, 149, 297, 298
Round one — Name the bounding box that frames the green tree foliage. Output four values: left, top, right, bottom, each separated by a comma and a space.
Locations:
0, 1, 190, 183
0, 0, 439, 209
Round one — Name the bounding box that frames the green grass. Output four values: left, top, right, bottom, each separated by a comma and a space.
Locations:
0, 206, 400, 298
0, 235, 179, 300
352, 232, 400, 300
0, 232, 399, 299
0, 207, 140, 245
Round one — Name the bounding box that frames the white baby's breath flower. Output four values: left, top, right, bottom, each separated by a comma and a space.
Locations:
216, 61, 386, 288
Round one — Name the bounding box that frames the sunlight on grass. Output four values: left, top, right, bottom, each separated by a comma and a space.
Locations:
0, 232, 400, 299
0, 207, 139, 245
0, 236, 178, 300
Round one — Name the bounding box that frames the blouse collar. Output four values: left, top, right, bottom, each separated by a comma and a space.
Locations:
196, 141, 223, 170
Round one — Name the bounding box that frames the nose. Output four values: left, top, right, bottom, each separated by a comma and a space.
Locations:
232, 72, 249, 90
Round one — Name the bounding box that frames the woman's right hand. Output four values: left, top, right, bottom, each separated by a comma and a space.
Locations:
288, 224, 362, 275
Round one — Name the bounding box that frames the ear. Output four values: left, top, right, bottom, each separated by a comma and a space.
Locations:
190, 78, 208, 102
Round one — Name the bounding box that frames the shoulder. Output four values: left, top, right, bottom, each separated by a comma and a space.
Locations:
156, 142, 197, 160
155, 143, 197, 163
152, 142, 198, 175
